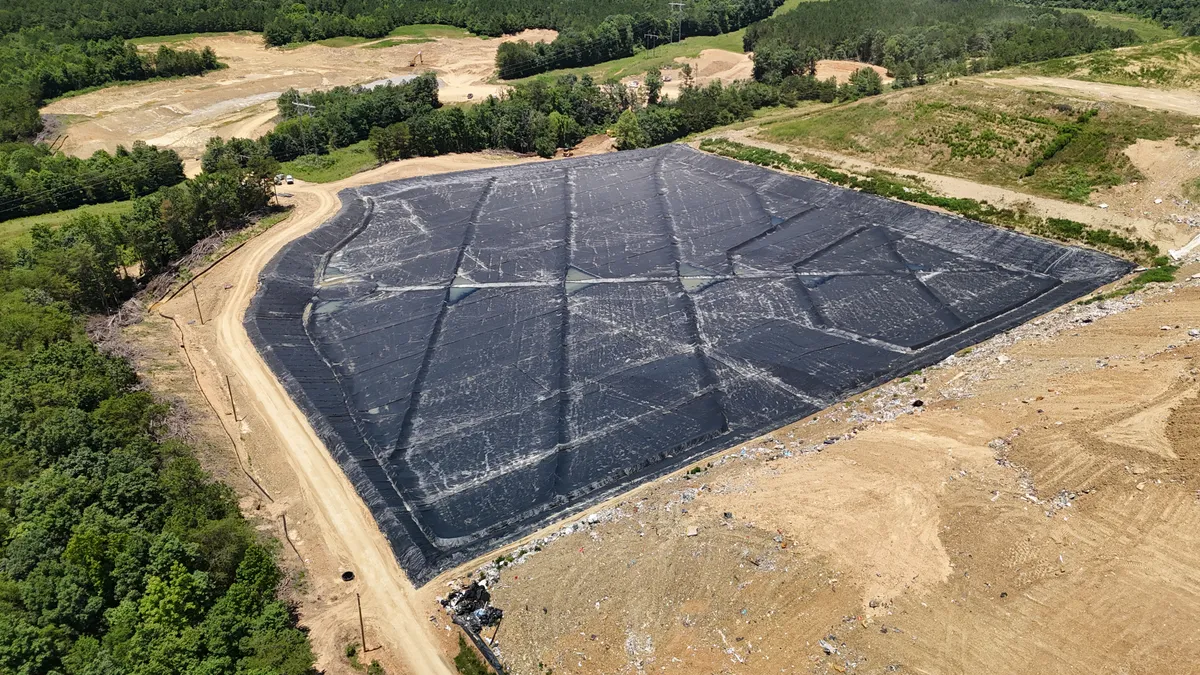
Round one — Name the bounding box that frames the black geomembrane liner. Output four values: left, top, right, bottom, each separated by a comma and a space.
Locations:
246, 145, 1130, 583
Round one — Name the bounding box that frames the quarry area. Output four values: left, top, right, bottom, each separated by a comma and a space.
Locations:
93, 21, 1200, 675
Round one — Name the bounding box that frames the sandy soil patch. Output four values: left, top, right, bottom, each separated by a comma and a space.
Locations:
42, 29, 555, 163
814, 60, 892, 85
431, 272, 1200, 675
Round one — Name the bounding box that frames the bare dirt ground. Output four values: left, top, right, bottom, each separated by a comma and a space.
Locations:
41, 30, 555, 164
708, 127, 1195, 252
649, 52, 888, 99
989, 75, 1200, 116
427, 271, 1200, 675
814, 60, 891, 85
125, 152, 543, 675
645, 49, 755, 99
1103, 138, 1200, 234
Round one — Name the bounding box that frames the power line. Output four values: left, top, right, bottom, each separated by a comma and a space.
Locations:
0, 152, 186, 217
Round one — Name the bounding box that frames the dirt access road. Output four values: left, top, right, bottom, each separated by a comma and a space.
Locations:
988, 75, 1200, 116
145, 152, 542, 674
42, 30, 555, 169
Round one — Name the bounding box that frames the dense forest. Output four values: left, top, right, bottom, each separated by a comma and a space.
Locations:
0, 146, 316, 674
494, 0, 784, 79
744, 0, 1140, 82
0, 142, 185, 222
1028, 0, 1200, 35
0, 34, 220, 141
0, 0, 773, 45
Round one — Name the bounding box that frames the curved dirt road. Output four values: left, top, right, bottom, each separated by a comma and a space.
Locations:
160, 154, 539, 674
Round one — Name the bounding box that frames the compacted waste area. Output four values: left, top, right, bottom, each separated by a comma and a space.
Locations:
246, 144, 1129, 583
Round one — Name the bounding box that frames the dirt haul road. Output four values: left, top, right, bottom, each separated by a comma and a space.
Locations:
152, 153, 541, 674
988, 75, 1200, 116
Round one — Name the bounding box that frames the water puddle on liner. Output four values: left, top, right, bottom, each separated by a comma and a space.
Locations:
313, 300, 345, 314
447, 285, 478, 304
679, 262, 720, 292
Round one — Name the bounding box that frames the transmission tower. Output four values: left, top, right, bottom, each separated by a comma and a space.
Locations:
668, 2, 686, 43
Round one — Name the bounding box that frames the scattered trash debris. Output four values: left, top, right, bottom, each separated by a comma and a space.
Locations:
686, 526, 699, 537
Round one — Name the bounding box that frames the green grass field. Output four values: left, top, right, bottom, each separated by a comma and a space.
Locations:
386, 24, 474, 39
281, 23, 473, 50
361, 37, 435, 49
280, 141, 376, 183
1060, 9, 1179, 43
1, 200, 135, 248
760, 80, 1199, 202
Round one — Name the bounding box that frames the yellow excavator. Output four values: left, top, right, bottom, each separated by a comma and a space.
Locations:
408, 50, 423, 68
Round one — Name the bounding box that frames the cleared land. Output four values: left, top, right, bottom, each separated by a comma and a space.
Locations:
39, 29, 557, 165
0, 199, 133, 247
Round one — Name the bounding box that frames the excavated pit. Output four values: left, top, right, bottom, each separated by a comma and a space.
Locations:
246, 145, 1130, 583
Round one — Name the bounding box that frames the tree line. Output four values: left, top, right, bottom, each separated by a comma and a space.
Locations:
1027, 0, 1199, 36
0, 143, 312, 674
494, 0, 783, 80
229, 67, 885, 168
1, 0, 774, 46
0, 141, 185, 222
744, 0, 1140, 82
0, 32, 221, 141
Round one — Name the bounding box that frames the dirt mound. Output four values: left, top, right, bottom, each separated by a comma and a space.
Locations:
566, 133, 616, 156
815, 59, 892, 84
41, 29, 555, 163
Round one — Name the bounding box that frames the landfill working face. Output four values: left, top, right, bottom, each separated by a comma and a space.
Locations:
246, 144, 1129, 583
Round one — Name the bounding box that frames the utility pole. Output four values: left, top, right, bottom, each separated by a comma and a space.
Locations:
294, 101, 317, 156
191, 283, 205, 325
668, 2, 686, 43
356, 593, 367, 652
226, 374, 238, 421
644, 32, 669, 55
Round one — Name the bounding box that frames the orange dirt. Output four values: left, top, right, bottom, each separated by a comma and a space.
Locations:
814, 60, 892, 85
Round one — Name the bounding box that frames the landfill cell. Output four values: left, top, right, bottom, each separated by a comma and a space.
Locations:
246, 144, 1129, 583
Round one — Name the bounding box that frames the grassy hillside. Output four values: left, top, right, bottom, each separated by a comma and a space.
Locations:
1014, 37, 1200, 90
760, 80, 1199, 202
